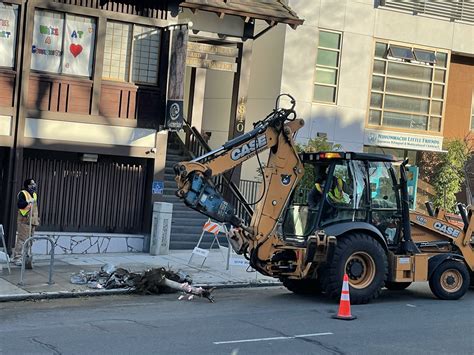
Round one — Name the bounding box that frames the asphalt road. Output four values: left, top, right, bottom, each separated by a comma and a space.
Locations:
0, 283, 473, 355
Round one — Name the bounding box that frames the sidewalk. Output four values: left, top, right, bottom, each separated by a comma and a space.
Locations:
0, 250, 280, 302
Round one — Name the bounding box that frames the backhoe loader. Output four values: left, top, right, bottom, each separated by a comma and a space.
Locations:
174, 94, 474, 304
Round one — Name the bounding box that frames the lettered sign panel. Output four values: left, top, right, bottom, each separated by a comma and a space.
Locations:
62, 14, 95, 77
31, 10, 64, 73
0, 3, 18, 68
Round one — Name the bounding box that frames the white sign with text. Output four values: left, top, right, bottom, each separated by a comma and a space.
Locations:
62, 14, 95, 77
364, 129, 443, 152
31, 10, 64, 73
0, 4, 18, 68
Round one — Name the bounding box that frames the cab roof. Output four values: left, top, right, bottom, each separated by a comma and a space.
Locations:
299, 151, 399, 163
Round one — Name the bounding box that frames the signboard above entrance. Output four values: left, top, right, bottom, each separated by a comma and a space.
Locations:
186, 42, 238, 72
364, 129, 443, 152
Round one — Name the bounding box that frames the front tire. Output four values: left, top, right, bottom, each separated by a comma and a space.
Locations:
429, 260, 470, 300
320, 232, 387, 304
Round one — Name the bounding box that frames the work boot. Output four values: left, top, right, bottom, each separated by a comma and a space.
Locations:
25, 256, 33, 270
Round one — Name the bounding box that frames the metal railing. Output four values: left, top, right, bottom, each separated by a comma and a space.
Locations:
177, 121, 254, 224
380, 0, 474, 23
0, 225, 10, 274
19, 236, 55, 286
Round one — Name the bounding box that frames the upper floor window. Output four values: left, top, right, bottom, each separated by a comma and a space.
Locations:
368, 41, 448, 133
103, 21, 160, 85
0, 3, 19, 68
313, 30, 342, 104
31, 10, 96, 77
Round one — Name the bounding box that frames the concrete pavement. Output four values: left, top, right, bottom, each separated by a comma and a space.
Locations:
0, 250, 279, 302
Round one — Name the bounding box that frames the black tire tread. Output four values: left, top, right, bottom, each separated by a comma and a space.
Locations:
319, 232, 388, 304
428, 260, 470, 300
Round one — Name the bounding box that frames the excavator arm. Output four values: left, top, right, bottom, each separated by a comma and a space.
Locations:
174, 94, 305, 263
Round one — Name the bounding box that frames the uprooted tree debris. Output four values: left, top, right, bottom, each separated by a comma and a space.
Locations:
70, 264, 215, 302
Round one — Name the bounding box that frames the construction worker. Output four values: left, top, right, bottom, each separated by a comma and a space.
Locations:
12, 178, 40, 268
328, 177, 350, 204
308, 180, 326, 208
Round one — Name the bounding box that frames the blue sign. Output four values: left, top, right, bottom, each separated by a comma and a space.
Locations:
152, 181, 164, 195
407, 166, 419, 210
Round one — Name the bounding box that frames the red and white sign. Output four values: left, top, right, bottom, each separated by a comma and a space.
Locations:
203, 220, 221, 235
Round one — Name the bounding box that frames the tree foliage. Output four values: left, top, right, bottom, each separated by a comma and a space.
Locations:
295, 137, 343, 195
432, 139, 469, 212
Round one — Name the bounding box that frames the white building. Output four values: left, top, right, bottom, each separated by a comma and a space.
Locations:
236, 0, 474, 181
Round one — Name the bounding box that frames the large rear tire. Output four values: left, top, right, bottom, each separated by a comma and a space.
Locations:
282, 277, 321, 295
429, 260, 470, 300
320, 232, 387, 304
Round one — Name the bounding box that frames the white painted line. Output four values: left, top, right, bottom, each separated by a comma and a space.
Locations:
213, 332, 333, 345
406, 304, 417, 308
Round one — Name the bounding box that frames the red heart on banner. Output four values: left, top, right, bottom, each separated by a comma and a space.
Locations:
70, 44, 83, 57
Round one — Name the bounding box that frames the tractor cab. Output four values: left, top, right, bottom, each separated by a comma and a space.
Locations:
283, 152, 403, 247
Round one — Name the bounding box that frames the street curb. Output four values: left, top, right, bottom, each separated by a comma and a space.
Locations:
0, 282, 283, 303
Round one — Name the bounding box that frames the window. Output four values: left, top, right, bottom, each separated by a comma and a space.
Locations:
0, 2, 18, 68
103, 21, 161, 84
31, 10, 96, 77
368, 161, 400, 244
368, 41, 448, 132
313, 30, 342, 104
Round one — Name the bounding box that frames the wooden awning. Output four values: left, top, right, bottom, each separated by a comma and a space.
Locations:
179, 0, 304, 29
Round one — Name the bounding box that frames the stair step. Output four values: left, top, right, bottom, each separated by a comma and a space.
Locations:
169, 240, 227, 250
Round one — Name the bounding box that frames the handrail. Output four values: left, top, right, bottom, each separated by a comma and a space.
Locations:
178, 120, 254, 224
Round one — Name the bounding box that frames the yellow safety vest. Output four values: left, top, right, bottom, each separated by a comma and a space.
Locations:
328, 178, 345, 203
19, 190, 37, 216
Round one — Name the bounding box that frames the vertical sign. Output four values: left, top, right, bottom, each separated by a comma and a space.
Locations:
407, 165, 419, 210
62, 14, 95, 77
165, 25, 188, 131
0, 3, 18, 68
31, 10, 64, 73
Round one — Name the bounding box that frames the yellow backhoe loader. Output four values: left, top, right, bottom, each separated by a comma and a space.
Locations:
174, 94, 474, 304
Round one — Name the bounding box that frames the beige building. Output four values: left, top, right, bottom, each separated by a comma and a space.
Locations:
204, 0, 474, 182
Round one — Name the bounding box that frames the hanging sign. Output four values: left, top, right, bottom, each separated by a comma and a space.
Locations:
31, 10, 64, 73
165, 25, 188, 131
62, 14, 95, 77
0, 4, 18, 68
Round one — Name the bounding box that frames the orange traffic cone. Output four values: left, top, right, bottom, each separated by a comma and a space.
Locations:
332, 274, 357, 320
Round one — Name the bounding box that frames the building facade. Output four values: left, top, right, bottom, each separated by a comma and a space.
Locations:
237, 0, 474, 185
0, 0, 302, 252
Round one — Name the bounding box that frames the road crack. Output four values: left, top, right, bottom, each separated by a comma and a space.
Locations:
30, 337, 62, 355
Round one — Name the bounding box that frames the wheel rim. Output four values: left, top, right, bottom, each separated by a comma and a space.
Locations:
345, 252, 376, 289
440, 269, 462, 293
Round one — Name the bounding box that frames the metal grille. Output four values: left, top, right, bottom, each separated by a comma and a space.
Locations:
380, 0, 474, 23
22, 154, 147, 233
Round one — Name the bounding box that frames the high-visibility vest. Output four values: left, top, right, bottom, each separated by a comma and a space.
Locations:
328, 178, 345, 203
18, 190, 37, 216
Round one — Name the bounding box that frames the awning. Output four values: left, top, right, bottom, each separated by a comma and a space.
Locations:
179, 0, 304, 29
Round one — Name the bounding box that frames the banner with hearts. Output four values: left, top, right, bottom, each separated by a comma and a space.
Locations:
63, 14, 95, 77
0, 3, 18, 68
